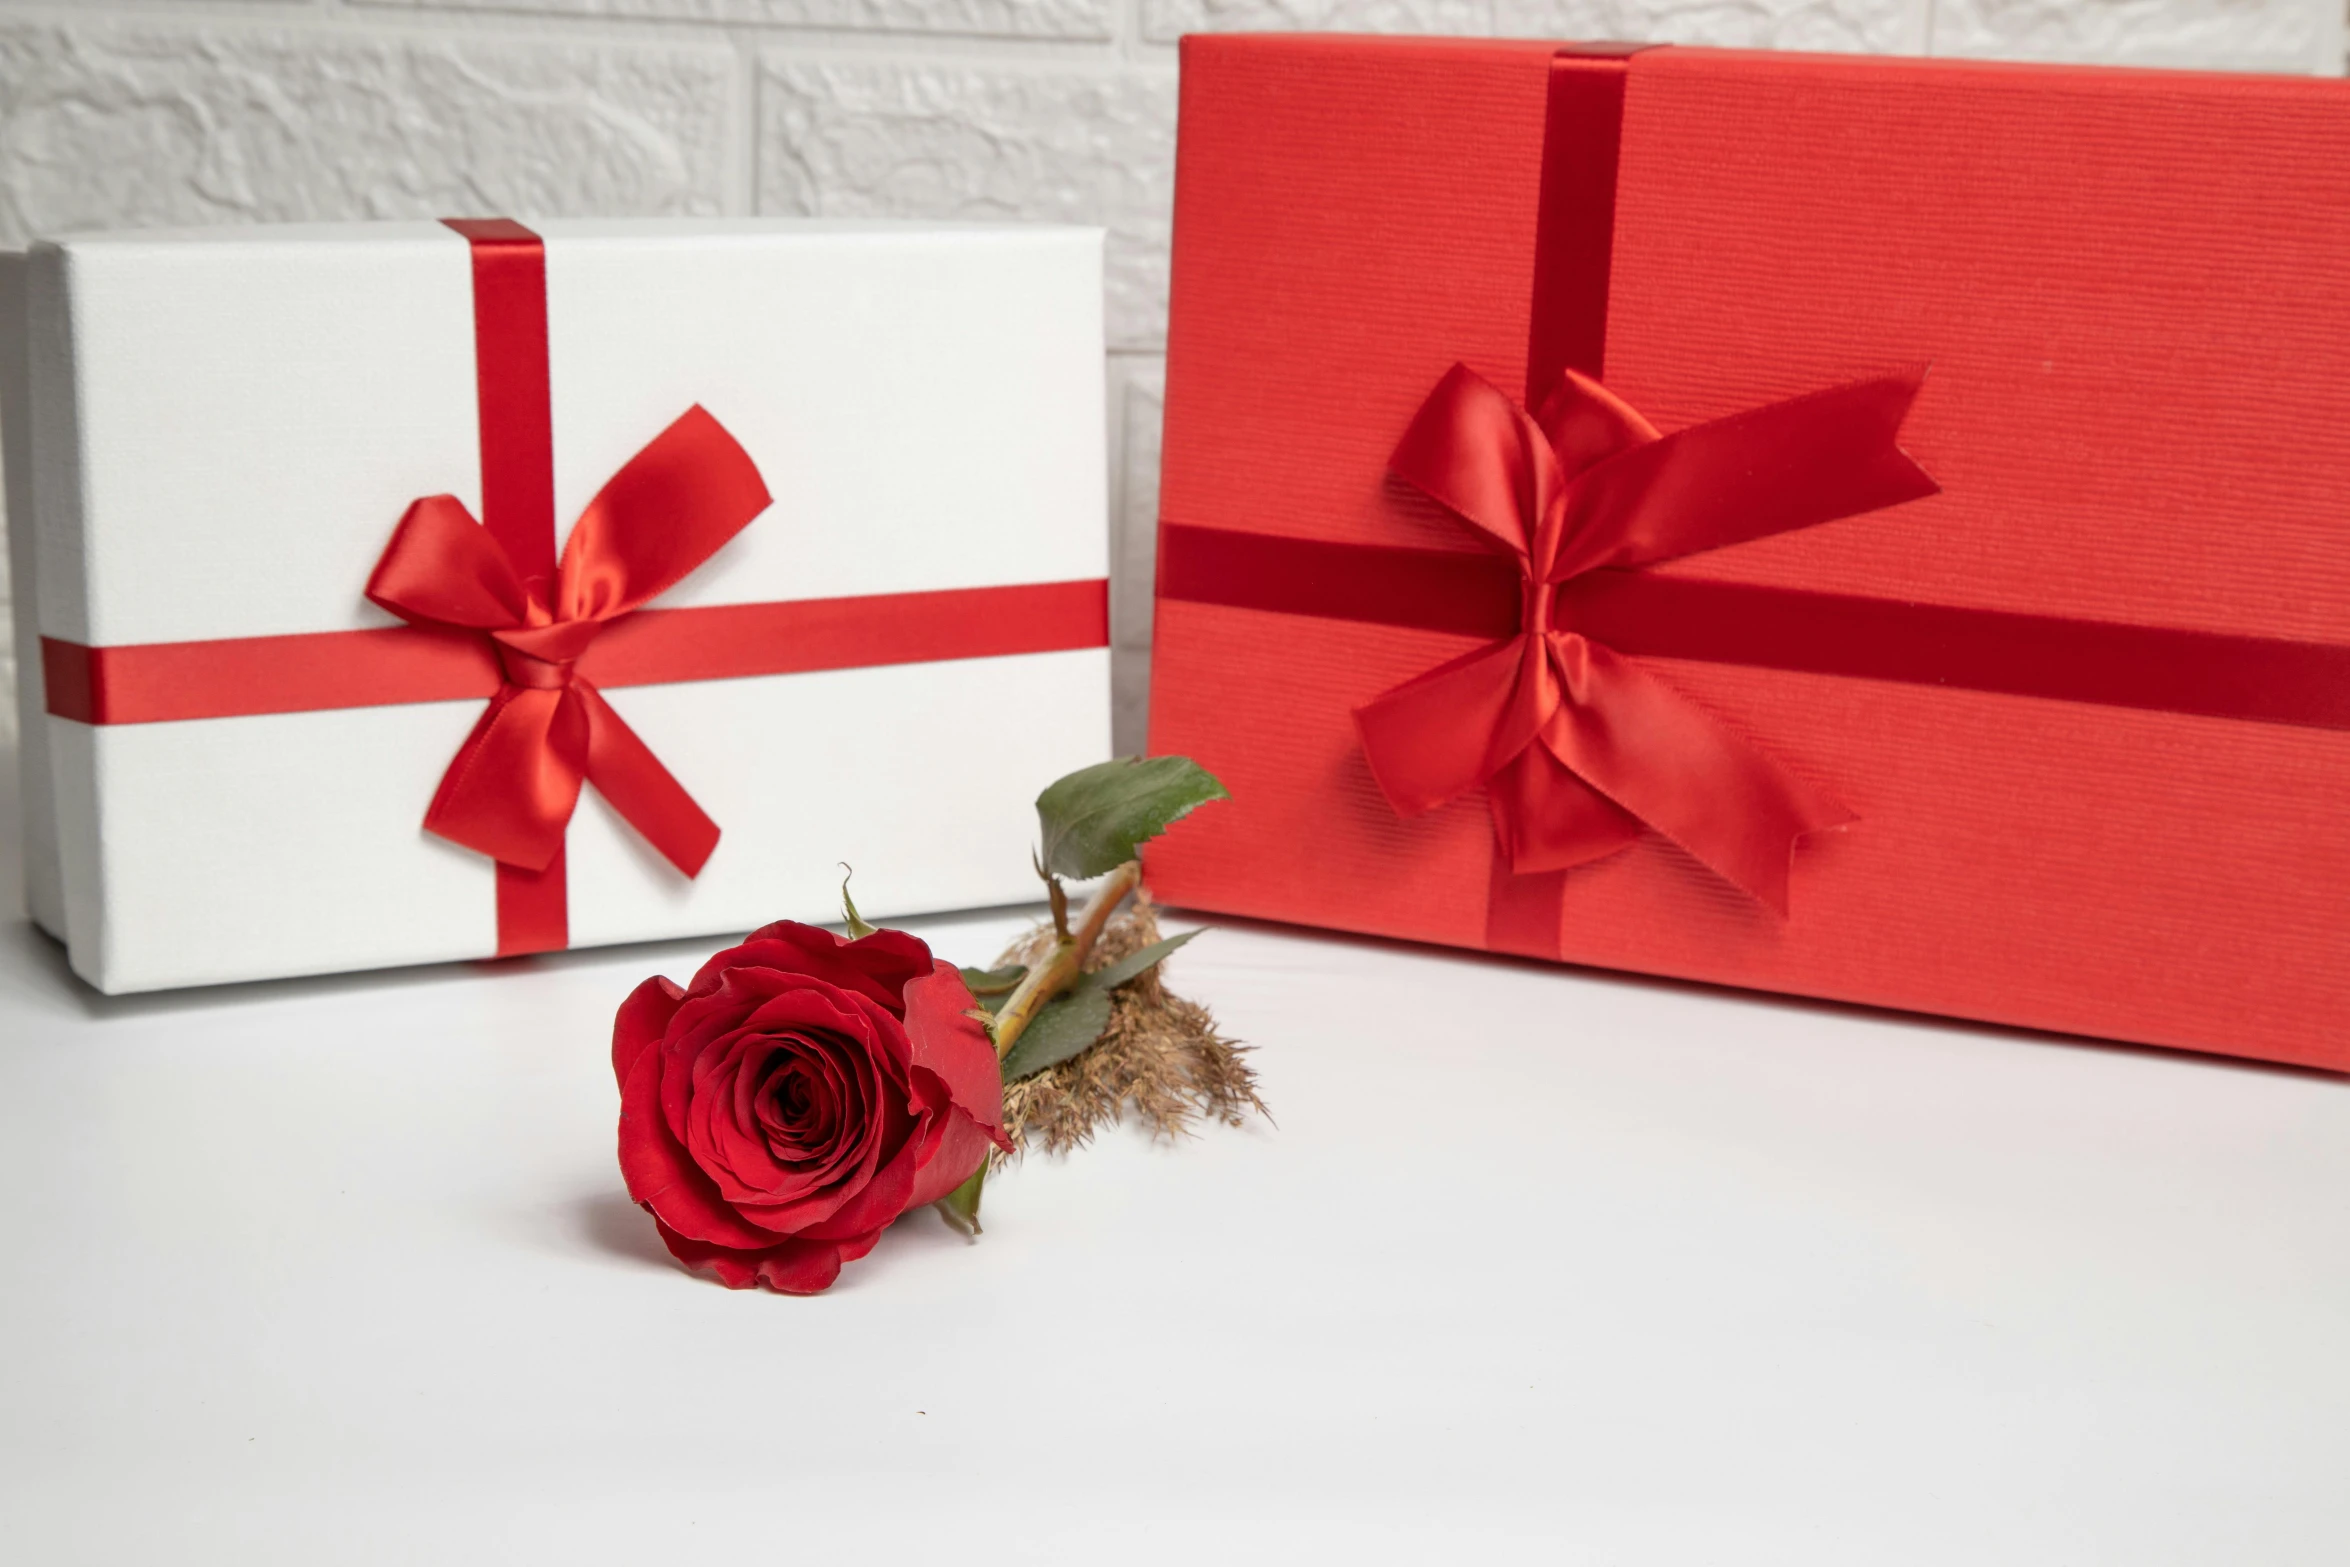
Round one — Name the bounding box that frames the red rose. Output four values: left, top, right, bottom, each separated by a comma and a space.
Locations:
612, 921, 1006, 1294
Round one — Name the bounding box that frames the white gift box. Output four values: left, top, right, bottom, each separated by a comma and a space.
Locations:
2, 219, 1111, 994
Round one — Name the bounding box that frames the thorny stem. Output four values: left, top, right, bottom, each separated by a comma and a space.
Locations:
990, 859, 1141, 1059
1045, 872, 1072, 943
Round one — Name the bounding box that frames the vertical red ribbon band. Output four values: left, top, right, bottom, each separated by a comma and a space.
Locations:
444, 217, 570, 955
1487, 45, 1652, 957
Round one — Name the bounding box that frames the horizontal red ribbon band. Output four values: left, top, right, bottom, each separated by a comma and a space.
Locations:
42, 579, 1109, 727
1157, 523, 2350, 733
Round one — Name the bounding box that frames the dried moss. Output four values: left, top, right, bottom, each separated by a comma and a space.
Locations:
993, 893, 1268, 1162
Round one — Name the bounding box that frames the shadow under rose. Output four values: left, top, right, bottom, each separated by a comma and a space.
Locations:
572, 1189, 678, 1273
565, 1184, 990, 1295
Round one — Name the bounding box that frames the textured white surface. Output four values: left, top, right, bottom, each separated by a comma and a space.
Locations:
1147, 0, 1929, 48
1935, 0, 2334, 67
32, 225, 476, 645
1, 899, 2347, 1561
756, 59, 1177, 351
1494, 0, 1930, 47
0, 252, 49, 933
0, 0, 2343, 869
358, 0, 1121, 39
0, 17, 734, 243
1143, 0, 1489, 37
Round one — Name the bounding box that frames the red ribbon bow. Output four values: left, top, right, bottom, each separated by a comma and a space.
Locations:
1353, 363, 1937, 914
366, 404, 772, 879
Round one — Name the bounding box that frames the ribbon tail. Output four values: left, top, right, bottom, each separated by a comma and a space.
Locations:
1551, 370, 1939, 581
1353, 637, 1539, 817
1542, 634, 1852, 916
424, 685, 587, 873
1488, 744, 1644, 874
576, 681, 721, 878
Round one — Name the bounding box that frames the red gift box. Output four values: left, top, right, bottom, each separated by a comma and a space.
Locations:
1145, 36, 2350, 1069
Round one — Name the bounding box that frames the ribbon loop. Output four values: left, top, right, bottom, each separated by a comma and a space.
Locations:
1390, 363, 1566, 566
559, 404, 774, 624
369, 495, 540, 630
1534, 368, 1658, 482
1356, 361, 1935, 912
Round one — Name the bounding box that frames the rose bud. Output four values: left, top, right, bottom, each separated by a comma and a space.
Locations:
612, 921, 1008, 1294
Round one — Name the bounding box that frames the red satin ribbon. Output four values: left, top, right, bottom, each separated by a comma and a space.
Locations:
444, 217, 572, 951
1155, 528, 2350, 734
1353, 361, 1936, 914
1525, 43, 1650, 398
365, 400, 772, 884
384, 221, 780, 952
40, 581, 1111, 726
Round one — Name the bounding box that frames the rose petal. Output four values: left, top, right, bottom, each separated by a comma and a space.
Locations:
787, 1039, 869, 1169
758, 1050, 847, 1159
906, 1107, 998, 1210
618, 1045, 792, 1251
742, 982, 911, 1075
661, 976, 890, 1150
673, 969, 915, 1080
611, 975, 684, 1090
904, 962, 1006, 1131
697, 1029, 893, 1223
653, 1218, 845, 1295
688, 1032, 801, 1201
793, 1114, 921, 1242
823, 927, 938, 1005
620, 926, 962, 1265
690, 1036, 833, 1205
695, 922, 933, 1015
744, 1068, 914, 1238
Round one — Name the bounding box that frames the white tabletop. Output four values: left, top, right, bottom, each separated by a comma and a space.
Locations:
3, 800, 2347, 1563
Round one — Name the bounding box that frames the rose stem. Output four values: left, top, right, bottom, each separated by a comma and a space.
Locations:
989, 859, 1141, 1059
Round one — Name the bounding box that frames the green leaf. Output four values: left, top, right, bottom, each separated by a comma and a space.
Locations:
999, 980, 1114, 1083
935, 1164, 986, 1238
1035, 756, 1229, 882
838, 865, 877, 939
1086, 929, 1200, 993
958, 964, 1026, 998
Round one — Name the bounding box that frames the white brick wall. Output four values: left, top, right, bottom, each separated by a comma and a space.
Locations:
0, 0, 2340, 762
